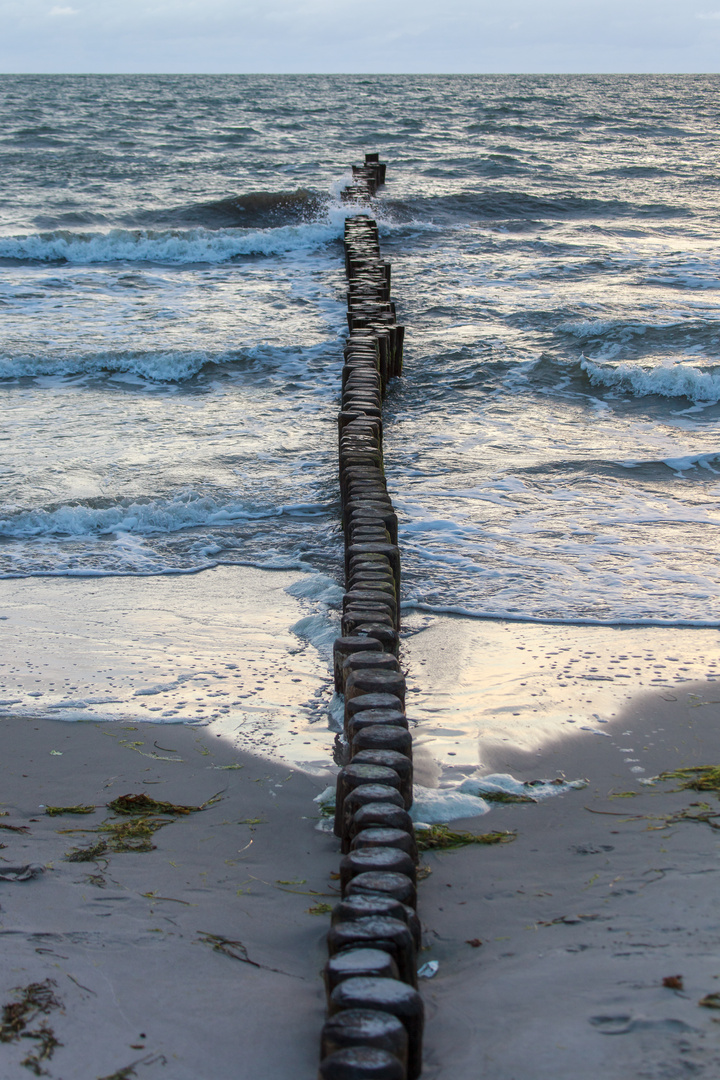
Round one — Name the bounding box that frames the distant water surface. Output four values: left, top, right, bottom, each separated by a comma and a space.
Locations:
1, 74, 719, 628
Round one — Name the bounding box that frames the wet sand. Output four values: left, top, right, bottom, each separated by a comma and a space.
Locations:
0, 566, 337, 772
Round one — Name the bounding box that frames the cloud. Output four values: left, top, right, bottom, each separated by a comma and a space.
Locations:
49, 5, 78, 14
696, 10, 720, 16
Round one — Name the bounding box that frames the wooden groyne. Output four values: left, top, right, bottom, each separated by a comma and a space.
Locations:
319, 158, 423, 1080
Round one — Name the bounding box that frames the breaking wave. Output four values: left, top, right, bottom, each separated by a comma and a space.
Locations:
0, 491, 328, 540
0, 217, 348, 265
580, 358, 720, 404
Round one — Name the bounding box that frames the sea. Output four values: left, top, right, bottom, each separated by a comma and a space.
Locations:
1, 74, 719, 775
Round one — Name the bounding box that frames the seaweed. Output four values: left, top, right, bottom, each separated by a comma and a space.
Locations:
59, 790, 224, 859
666, 805, 720, 830
657, 766, 720, 793
306, 903, 333, 915
97, 1054, 166, 1080
83, 873, 107, 888
98, 815, 169, 853
59, 784, 225, 873
0, 980, 63, 1075
107, 794, 197, 816
65, 840, 109, 862
479, 791, 536, 804
196, 932, 261, 967
64, 814, 172, 857
1, 981, 60, 1043
415, 825, 517, 851
21, 1023, 62, 1076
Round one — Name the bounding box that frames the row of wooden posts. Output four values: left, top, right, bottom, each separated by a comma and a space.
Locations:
318, 158, 425, 1080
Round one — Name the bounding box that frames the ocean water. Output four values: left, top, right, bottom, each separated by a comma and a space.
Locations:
1, 73, 719, 635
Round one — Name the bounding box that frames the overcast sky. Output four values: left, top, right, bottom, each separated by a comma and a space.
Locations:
0, 0, 718, 73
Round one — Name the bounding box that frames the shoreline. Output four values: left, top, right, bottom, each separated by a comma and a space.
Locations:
2, 565, 718, 783
3, 568, 720, 1075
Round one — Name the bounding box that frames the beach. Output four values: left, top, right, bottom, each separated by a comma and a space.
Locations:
2, 563, 720, 1077
2, 601, 720, 1077
0, 716, 337, 1080
2, 73, 720, 1078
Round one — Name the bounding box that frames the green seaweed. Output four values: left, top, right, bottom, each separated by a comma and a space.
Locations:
306, 903, 333, 915
99, 815, 170, 852
108, 794, 198, 816
415, 825, 517, 852
65, 840, 109, 862
45, 804, 95, 816
59, 790, 224, 860
657, 765, 720, 793
667, 804, 720, 830
64, 814, 173, 857
478, 791, 536, 804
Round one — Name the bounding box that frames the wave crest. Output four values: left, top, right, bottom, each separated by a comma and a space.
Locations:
0, 217, 346, 265
0, 349, 213, 382
580, 358, 720, 404
0, 491, 327, 540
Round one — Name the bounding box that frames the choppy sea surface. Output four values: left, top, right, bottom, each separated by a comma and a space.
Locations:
1, 74, 719, 628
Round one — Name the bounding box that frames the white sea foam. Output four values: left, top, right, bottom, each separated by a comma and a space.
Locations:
410, 786, 491, 822
286, 574, 344, 603
457, 774, 587, 799
312, 783, 492, 826
290, 613, 339, 652
581, 357, 720, 403
0, 198, 408, 266
400, 599, 720, 629
0, 220, 346, 265
0, 492, 327, 539
313, 775, 583, 828
560, 317, 641, 339
662, 452, 720, 473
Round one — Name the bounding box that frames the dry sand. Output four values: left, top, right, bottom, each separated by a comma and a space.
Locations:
419, 679, 720, 1080
0, 719, 336, 1080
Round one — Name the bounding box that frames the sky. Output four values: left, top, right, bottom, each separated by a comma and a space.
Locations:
0, 0, 718, 73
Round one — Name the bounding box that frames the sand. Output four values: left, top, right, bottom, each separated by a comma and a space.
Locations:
0, 718, 336, 1080
0, 566, 338, 772
419, 679, 720, 1079
2, 569, 720, 1078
